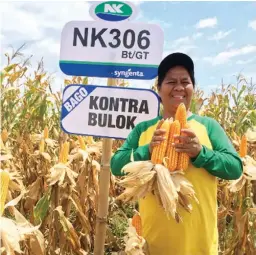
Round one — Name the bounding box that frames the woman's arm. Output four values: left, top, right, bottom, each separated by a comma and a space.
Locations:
191, 118, 243, 180
110, 123, 150, 176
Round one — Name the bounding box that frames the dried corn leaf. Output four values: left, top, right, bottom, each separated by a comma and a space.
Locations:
235, 211, 249, 239
13, 207, 45, 255
69, 194, 91, 233
29, 233, 45, 255
47, 163, 77, 187
4, 189, 26, 210
243, 155, 256, 180
47, 163, 67, 186
0, 217, 23, 254
0, 154, 13, 161
55, 206, 81, 251
45, 138, 57, 147
228, 175, 246, 192
248, 208, 256, 214
69, 149, 89, 163
24, 178, 42, 210
0, 209, 43, 254
40, 152, 51, 161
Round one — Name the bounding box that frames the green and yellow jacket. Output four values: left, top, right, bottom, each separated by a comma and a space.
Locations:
110, 114, 243, 255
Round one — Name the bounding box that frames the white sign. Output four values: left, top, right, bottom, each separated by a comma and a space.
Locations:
59, 21, 164, 79
61, 84, 160, 139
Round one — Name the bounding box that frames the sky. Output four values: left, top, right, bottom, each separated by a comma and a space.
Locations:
1, 0, 256, 96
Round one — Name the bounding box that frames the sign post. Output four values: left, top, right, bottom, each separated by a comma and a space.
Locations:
59, 1, 164, 254
94, 78, 115, 255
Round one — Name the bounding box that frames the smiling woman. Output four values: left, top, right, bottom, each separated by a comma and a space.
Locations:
110, 52, 243, 255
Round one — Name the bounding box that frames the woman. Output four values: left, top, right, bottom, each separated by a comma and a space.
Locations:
110, 52, 243, 255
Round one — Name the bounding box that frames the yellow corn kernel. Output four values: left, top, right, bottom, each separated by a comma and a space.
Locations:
63, 142, 70, 163
132, 213, 142, 236
177, 151, 190, 171
1, 129, 8, 143
78, 136, 86, 150
239, 134, 247, 158
166, 120, 181, 171
177, 124, 190, 171
175, 103, 187, 129
58, 144, 65, 163
151, 119, 171, 164
43, 127, 49, 139
39, 139, 45, 153
59, 142, 70, 164
0, 170, 10, 216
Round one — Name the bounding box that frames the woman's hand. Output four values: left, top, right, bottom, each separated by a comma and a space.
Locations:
173, 129, 202, 158
149, 119, 166, 154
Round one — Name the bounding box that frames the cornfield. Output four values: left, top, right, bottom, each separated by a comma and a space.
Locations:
1, 47, 256, 255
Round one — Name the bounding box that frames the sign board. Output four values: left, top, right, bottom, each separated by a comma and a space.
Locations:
89, 1, 138, 22
59, 21, 164, 79
61, 84, 160, 139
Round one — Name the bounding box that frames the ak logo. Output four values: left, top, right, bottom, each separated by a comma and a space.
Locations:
90, 1, 137, 22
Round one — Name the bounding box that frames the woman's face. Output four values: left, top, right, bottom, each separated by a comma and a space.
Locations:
157, 66, 194, 117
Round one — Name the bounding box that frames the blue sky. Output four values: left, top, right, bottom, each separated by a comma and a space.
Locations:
1, 0, 256, 96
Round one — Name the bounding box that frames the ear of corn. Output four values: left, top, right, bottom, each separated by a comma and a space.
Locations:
151, 103, 191, 171
43, 127, 49, 139
175, 104, 190, 171
1, 129, 8, 143
0, 170, 10, 216
132, 213, 142, 236
151, 119, 171, 164
166, 120, 181, 171
59, 142, 70, 163
175, 103, 187, 129
78, 136, 86, 150
63, 142, 70, 163
239, 134, 247, 158
39, 139, 45, 153
177, 123, 190, 171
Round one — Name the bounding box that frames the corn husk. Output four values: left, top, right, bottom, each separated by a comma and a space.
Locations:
116, 161, 156, 202
228, 155, 256, 192
153, 164, 180, 221
117, 161, 198, 223
124, 218, 147, 255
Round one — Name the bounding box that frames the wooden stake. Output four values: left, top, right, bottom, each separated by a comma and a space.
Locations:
94, 78, 116, 255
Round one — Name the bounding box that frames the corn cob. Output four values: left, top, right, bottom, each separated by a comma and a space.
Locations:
59, 142, 70, 163
0, 170, 10, 216
78, 136, 86, 150
63, 142, 70, 163
151, 119, 171, 164
239, 134, 247, 158
166, 120, 181, 171
175, 104, 190, 171
175, 103, 187, 129
177, 123, 190, 171
39, 139, 45, 153
1, 129, 8, 143
59, 145, 65, 163
132, 213, 142, 236
43, 127, 49, 139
